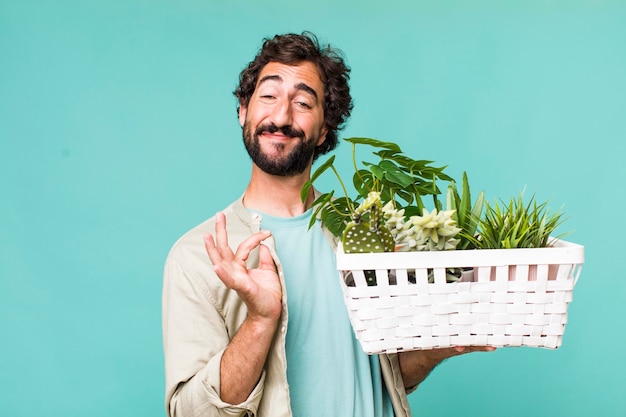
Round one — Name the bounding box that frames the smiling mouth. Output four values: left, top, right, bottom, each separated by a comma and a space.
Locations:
261, 132, 296, 141
256, 123, 305, 141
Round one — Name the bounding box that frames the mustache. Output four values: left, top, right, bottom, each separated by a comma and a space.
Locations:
255, 123, 306, 140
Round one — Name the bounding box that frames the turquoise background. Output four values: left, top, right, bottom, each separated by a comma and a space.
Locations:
1, 1, 625, 416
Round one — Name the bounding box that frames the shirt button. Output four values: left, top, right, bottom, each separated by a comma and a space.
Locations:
280, 326, 286, 333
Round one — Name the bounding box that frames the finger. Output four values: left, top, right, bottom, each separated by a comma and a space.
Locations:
233, 230, 272, 263
212, 258, 242, 289
472, 346, 496, 352
213, 212, 234, 260
453, 346, 496, 354
204, 232, 222, 264
257, 242, 277, 272
204, 233, 237, 282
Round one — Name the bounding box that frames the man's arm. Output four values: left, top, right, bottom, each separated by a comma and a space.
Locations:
203, 212, 283, 404
398, 346, 496, 389
217, 314, 277, 404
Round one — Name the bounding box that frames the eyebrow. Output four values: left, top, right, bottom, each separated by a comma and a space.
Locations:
258, 75, 319, 101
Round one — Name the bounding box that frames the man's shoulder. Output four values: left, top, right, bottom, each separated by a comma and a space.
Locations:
162, 198, 256, 314
166, 197, 254, 263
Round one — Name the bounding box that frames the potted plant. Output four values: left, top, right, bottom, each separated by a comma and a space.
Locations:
302, 137, 484, 254
302, 137, 584, 354
464, 191, 570, 281
465, 191, 568, 250
302, 137, 484, 284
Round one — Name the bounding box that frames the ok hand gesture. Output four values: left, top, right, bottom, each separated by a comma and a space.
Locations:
203, 212, 282, 325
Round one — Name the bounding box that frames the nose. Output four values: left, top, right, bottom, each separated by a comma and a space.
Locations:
269, 98, 293, 128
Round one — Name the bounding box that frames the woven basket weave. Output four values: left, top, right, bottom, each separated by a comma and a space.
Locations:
336, 239, 584, 354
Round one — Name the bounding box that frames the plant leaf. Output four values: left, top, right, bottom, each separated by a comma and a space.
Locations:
308, 191, 334, 229
303, 155, 335, 202
344, 137, 402, 152
368, 163, 385, 181
459, 172, 471, 224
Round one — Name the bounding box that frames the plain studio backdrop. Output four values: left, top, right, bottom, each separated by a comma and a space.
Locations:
1, 1, 625, 416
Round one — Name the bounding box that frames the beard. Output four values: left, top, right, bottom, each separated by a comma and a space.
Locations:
242, 121, 320, 176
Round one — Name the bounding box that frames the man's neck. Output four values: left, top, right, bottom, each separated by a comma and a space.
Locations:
243, 167, 315, 218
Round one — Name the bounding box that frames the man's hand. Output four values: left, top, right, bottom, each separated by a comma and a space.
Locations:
399, 346, 496, 389
203, 212, 283, 404
204, 211, 282, 325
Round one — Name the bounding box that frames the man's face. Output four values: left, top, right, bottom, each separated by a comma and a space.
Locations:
239, 61, 327, 177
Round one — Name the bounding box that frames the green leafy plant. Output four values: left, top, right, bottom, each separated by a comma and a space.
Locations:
446, 172, 485, 250
302, 137, 572, 286
301, 137, 483, 256
465, 191, 569, 249
302, 138, 449, 236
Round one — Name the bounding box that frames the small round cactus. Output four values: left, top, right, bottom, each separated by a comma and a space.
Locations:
342, 192, 395, 253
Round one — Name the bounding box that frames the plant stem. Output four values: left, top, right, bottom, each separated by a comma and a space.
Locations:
351, 142, 371, 194
331, 165, 355, 213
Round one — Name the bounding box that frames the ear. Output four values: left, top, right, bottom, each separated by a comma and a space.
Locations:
238, 103, 247, 127
316, 126, 328, 146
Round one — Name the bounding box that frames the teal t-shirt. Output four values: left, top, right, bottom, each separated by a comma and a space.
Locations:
257, 209, 394, 417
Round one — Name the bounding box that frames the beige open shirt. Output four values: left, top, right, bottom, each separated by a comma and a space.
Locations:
162, 194, 414, 417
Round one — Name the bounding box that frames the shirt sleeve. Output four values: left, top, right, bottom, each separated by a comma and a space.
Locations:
162, 253, 265, 417
379, 353, 412, 417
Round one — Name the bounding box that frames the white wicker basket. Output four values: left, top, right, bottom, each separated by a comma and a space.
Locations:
336, 239, 584, 354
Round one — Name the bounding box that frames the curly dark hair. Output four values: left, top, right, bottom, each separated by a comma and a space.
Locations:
234, 32, 353, 158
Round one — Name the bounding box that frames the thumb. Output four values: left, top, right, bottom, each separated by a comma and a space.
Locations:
257, 242, 277, 272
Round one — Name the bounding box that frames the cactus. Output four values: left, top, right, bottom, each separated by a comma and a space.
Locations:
342, 192, 395, 254
341, 192, 394, 286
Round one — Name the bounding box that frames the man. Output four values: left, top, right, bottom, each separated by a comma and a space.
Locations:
162, 32, 492, 417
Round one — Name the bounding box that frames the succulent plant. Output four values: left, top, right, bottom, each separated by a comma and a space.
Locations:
395, 208, 461, 251
383, 202, 463, 283
465, 191, 569, 249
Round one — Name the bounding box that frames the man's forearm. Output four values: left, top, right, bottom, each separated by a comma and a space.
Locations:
219, 316, 278, 404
